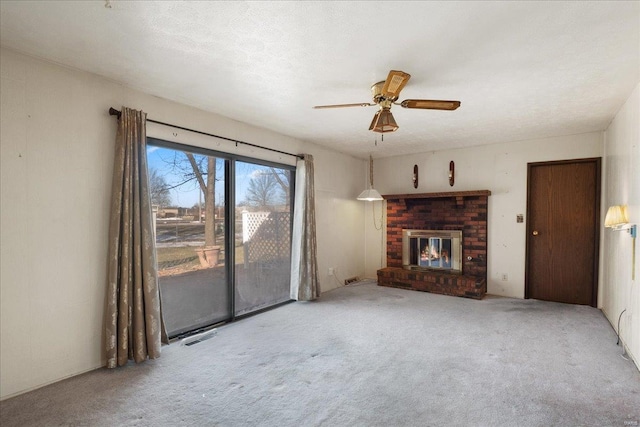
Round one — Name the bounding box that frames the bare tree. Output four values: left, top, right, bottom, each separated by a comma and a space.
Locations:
161, 152, 218, 246
149, 168, 172, 207
269, 167, 291, 205
246, 172, 278, 210
185, 154, 217, 246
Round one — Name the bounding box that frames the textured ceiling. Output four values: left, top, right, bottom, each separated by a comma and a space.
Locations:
1, 1, 638, 158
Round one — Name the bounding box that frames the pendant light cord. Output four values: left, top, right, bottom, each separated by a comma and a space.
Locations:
372, 199, 384, 269
366, 154, 385, 269
372, 200, 383, 231
370, 155, 382, 230
369, 155, 375, 188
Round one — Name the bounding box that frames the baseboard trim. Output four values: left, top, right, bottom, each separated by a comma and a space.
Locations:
0, 363, 103, 401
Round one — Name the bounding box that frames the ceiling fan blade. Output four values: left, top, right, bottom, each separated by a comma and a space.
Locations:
381, 70, 411, 99
313, 102, 375, 109
400, 99, 461, 110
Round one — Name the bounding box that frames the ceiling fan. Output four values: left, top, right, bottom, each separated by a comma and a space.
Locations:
313, 70, 460, 133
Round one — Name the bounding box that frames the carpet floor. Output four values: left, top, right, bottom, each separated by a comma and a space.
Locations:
1, 281, 639, 426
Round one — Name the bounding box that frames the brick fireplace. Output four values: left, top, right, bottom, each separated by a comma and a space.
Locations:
377, 190, 490, 299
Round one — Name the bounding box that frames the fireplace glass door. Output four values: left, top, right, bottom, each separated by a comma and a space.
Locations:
403, 230, 462, 273
418, 237, 452, 269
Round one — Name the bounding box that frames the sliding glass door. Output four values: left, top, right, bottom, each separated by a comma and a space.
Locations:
234, 161, 293, 316
146, 142, 228, 337
146, 138, 293, 337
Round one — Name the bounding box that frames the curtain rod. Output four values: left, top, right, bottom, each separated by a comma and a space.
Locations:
108, 107, 303, 160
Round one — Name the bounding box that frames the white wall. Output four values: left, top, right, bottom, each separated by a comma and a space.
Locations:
602, 82, 640, 368
364, 132, 603, 299
0, 48, 365, 399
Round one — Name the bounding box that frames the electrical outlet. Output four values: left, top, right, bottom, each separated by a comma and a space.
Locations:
328, 267, 334, 276
501, 274, 508, 281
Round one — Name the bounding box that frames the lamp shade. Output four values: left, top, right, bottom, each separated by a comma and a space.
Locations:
357, 188, 383, 201
369, 108, 398, 133
604, 205, 629, 229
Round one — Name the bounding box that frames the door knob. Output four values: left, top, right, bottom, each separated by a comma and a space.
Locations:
532, 230, 539, 236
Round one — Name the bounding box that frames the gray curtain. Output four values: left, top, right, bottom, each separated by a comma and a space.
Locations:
105, 107, 167, 368
290, 154, 320, 301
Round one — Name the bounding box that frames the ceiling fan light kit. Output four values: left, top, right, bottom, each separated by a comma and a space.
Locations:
313, 70, 461, 133
369, 108, 398, 133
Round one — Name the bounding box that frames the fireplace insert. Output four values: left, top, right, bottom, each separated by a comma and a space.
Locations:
402, 229, 463, 273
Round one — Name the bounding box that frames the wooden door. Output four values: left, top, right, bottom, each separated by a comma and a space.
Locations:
525, 158, 600, 306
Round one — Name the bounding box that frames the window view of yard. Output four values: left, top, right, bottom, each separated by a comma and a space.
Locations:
154, 221, 242, 277
147, 141, 292, 337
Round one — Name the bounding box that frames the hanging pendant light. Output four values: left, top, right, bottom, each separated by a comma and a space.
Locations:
357, 155, 383, 201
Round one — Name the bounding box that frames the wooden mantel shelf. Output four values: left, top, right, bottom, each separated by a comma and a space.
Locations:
382, 190, 491, 200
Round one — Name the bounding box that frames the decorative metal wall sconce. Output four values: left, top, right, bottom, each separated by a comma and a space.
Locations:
449, 161, 455, 186
413, 165, 418, 188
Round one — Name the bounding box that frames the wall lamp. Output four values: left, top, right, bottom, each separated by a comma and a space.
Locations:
605, 204, 637, 280
604, 205, 636, 236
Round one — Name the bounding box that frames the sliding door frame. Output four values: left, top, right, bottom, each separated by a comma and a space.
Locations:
147, 137, 295, 329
